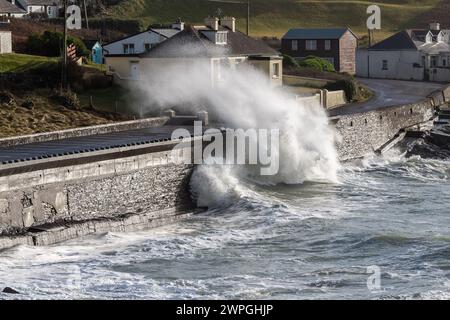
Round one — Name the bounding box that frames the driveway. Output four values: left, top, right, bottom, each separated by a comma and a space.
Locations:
329, 78, 445, 116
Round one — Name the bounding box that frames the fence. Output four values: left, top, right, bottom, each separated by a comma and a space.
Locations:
296, 89, 347, 109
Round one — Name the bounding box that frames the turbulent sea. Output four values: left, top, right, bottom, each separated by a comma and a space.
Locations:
1, 144, 450, 300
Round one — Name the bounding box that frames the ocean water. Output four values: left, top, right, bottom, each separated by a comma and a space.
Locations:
0, 145, 449, 300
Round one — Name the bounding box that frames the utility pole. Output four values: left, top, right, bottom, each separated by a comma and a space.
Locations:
60, 0, 68, 93
83, 0, 89, 29
247, 1, 250, 35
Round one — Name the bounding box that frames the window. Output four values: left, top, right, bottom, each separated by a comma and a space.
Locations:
215, 32, 227, 45
144, 43, 151, 52
47, 6, 52, 15
292, 40, 298, 51
431, 56, 437, 67
444, 59, 447, 67
272, 63, 280, 78
324, 40, 331, 51
123, 43, 135, 54
306, 40, 317, 50
382, 60, 388, 70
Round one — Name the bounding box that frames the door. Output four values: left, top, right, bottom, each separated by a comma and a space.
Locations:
129, 62, 140, 81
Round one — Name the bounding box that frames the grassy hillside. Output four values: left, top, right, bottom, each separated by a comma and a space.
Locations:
105, 0, 446, 38
0, 54, 59, 73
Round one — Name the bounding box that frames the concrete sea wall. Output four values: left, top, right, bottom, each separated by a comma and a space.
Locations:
0, 141, 195, 248
334, 100, 436, 161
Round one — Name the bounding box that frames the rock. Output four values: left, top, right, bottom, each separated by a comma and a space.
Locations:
21, 100, 34, 110
51, 92, 80, 110
2, 287, 20, 294
0, 91, 15, 106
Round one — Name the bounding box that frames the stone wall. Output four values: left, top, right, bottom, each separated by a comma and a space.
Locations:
0, 142, 195, 247
334, 100, 435, 161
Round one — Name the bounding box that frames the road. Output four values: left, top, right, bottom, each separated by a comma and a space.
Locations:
329, 78, 444, 116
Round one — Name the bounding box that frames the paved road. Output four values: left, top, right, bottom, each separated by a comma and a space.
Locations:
329, 78, 444, 116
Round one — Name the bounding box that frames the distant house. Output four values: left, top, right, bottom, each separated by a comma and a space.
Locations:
0, 30, 12, 53
356, 23, 450, 82
15, 0, 59, 18
0, 0, 26, 18
104, 17, 283, 87
281, 28, 358, 74
103, 20, 185, 56
84, 40, 103, 64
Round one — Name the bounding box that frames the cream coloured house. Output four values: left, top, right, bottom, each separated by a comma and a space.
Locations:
104, 17, 283, 88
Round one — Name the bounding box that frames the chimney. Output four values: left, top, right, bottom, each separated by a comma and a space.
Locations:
430, 22, 440, 31
172, 18, 184, 31
204, 16, 219, 31
10, 0, 15, 4
220, 16, 236, 32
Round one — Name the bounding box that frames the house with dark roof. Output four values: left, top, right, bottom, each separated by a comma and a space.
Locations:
15, 0, 59, 18
281, 28, 358, 74
105, 17, 283, 87
356, 22, 450, 82
0, 0, 26, 18
103, 19, 185, 56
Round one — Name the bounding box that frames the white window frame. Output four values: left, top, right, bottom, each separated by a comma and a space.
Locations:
272, 62, 280, 78
324, 40, 331, 51
215, 32, 227, 45
306, 40, 317, 51
292, 40, 298, 51
123, 43, 135, 54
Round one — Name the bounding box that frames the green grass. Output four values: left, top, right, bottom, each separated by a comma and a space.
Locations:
105, 0, 443, 38
0, 54, 59, 73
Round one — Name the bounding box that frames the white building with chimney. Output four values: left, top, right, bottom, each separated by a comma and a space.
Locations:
357, 22, 450, 82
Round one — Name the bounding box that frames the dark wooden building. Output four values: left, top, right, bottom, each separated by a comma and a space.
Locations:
281, 28, 358, 74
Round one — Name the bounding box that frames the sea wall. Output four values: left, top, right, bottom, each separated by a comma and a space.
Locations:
333, 99, 436, 161
0, 141, 195, 248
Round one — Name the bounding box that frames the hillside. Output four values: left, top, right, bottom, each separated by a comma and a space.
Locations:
104, 0, 449, 39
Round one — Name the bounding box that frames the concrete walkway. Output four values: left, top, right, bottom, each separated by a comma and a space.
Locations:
329, 78, 444, 116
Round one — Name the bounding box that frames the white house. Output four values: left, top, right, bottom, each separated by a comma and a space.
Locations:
0, 0, 26, 18
357, 22, 450, 82
103, 20, 185, 56
0, 30, 12, 53
15, 0, 59, 18
104, 17, 283, 88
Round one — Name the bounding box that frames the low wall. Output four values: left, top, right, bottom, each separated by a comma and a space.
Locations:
334, 100, 435, 161
0, 140, 195, 248
324, 89, 346, 109
296, 89, 347, 109
0, 117, 169, 148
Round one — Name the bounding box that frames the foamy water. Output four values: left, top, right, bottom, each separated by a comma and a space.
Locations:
1, 146, 449, 300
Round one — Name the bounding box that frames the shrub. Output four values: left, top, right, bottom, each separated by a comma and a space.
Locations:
26, 31, 89, 57
298, 56, 335, 72
282, 54, 300, 68
325, 79, 358, 101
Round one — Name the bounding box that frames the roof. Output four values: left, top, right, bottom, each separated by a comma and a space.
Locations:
151, 28, 180, 39
103, 28, 181, 48
369, 28, 450, 54
0, 0, 25, 13
23, 0, 58, 5
369, 30, 418, 50
83, 40, 101, 49
140, 25, 279, 58
282, 28, 355, 40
